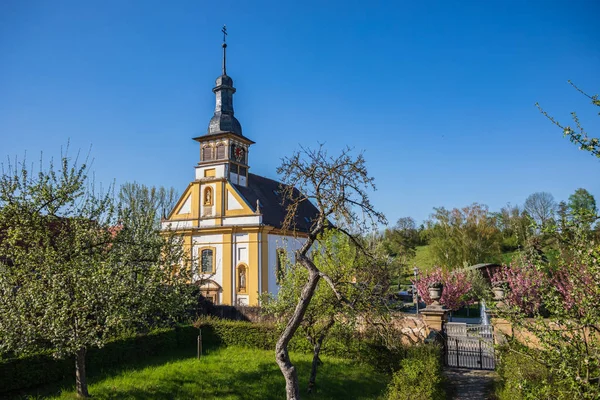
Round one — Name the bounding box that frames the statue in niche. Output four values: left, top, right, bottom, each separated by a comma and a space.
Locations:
238, 267, 246, 292
204, 187, 212, 206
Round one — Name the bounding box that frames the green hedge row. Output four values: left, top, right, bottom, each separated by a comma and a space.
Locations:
196, 318, 402, 372
0, 325, 198, 394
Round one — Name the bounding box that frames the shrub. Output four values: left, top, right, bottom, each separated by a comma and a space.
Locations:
195, 317, 394, 365
495, 347, 571, 400
385, 344, 445, 400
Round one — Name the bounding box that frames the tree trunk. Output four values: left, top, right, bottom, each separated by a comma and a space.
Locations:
307, 342, 322, 394
275, 267, 321, 400
75, 347, 89, 398
307, 318, 334, 394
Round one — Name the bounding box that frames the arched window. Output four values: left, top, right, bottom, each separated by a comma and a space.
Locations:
216, 143, 226, 160
237, 264, 247, 293
203, 187, 213, 206
202, 146, 213, 161
200, 249, 214, 273
276, 249, 286, 284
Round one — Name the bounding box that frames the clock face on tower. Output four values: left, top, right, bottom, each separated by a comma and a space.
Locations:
232, 145, 245, 163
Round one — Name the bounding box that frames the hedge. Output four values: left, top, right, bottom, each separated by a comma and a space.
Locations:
196, 317, 402, 371
0, 325, 198, 395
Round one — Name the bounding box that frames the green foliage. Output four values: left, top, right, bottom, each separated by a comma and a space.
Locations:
381, 217, 420, 278
567, 188, 598, 229
0, 150, 195, 396
385, 344, 446, 400
0, 326, 198, 394
194, 318, 362, 360
411, 245, 436, 272
537, 81, 599, 158
493, 223, 600, 399
427, 203, 502, 269
495, 348, 554, 400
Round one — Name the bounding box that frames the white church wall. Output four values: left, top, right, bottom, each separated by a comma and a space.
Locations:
222, 215, 262, 226
232, 233, 249, 305
161, 220, 193, 230
195, 164, 226, 180
267, 234, 307, 296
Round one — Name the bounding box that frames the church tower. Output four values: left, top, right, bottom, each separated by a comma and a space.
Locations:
192, 26, 254, 187
163, 27, 319, 306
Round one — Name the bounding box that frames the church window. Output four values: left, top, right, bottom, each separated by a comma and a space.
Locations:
203, 187, 213, 206
201, 249, 214, 273
202, 146, 213, 161
230, 164, 238, 175
216, 143, 226, 159
276, 249, 286, 284
238, 166, 247, 176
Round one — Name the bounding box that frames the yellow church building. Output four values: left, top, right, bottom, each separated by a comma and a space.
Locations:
161, 31, 318, 306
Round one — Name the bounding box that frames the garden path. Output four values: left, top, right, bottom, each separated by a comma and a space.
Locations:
443, 368, 497, 400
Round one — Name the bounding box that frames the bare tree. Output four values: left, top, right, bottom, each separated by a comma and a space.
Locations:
524, 192, 557, 229
274, 145, 386, 400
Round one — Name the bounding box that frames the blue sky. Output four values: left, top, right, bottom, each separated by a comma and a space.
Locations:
1, 0, 599, 225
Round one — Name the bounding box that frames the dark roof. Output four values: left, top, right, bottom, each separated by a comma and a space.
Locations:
233, 173, 320, 233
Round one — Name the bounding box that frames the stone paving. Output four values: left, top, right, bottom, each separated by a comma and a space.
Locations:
443, 368, 498, 400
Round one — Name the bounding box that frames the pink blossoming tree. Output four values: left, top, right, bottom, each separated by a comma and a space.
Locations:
413, 267, 474, 311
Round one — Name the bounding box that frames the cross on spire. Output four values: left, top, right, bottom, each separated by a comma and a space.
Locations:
221, 25, 228, 75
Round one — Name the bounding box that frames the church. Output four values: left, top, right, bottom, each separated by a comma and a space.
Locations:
161, 30, 318, 306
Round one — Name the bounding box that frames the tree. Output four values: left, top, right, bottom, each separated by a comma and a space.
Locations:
494, 204, 532, 252
536, 81, 599, 158
0, 152, 193, 397
568, 188, 597, 227
413, 267, 475, 311
381, 217, 419, 282
274, 145, 386, 400
262, 230, 390, 394
427, 203, 501, 269
524, 192, 557, 229
491, 226, 600, 398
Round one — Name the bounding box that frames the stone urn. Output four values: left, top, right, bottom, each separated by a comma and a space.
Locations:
492, 286, 505, 301
428, 283, 443, 305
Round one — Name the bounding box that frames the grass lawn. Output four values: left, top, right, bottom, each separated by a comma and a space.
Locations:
39, 346, 388, 400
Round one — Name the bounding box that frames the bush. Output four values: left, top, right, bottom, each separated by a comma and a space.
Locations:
195, 317, 394, 366
0, 325, 197, 394
385, 344, 445, 400
495, 348, 565, 400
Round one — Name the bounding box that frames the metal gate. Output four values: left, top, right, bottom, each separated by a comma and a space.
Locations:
444, 322, 495, 370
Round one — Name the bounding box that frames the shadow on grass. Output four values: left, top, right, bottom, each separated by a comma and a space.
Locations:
7, 345, 388, 400
87, 355, 387, 400
2, 344, 209, 400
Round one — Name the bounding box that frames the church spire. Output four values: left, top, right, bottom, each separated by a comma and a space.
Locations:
222, 25, 227, 76
207, 25, 242, 137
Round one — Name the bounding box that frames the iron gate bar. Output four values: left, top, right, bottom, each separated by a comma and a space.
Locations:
443, 323, 496, 370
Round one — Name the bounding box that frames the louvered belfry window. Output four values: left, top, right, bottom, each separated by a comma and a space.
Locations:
216, 144, 226, 159
202, 146, 213, 161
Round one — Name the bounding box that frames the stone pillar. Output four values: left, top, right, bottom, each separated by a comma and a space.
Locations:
421, 305, 448, 335
488, 309, 513, 345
